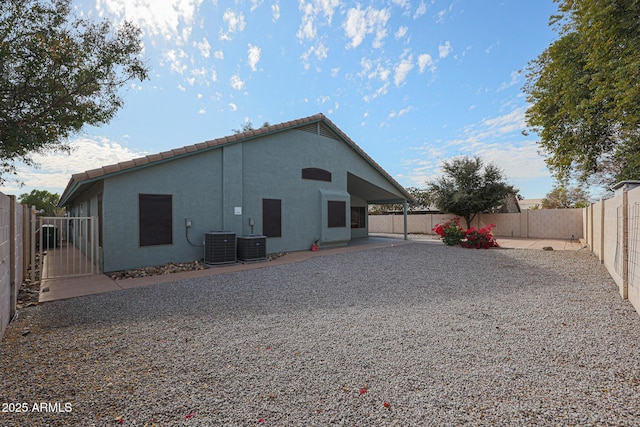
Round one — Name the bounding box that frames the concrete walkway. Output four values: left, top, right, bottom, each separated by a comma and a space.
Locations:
38, 235, 585, 303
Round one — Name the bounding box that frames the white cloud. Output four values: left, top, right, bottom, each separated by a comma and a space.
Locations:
400, 107, 550, 188
395, 26, 408, 40
220, 9, 246, 40
297, 0, 341, 41
343, 6, 391, 49
250, 0, 263, 12
394, 55, 413, 86
198, 108, 206, 114
413, 1, 427, 19
96, 0, 203, 45
230, 74, 245, 90
214, 50, 224, 60
1, 137, 148, 194
391, 0, 410, 8
228, 103, 238, 111
194, 37, 211, 58
272, 3, 280, 22
191, 67, 207, 79
301, 42, 329, 70
418, 53, 434, 73
437, 5, 453, 23
498, 70, 522, 91
363, 82, 389, 102
439, 41, 453, 58
247, 44, 262, 71
163, 48, 188, 74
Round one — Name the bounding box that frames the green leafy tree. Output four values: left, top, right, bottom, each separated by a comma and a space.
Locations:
427, 156, 516, 229
541, 185, 590, 209
19, 189, 62, 216
523, 0, 640, 187
0, 0, 148, 183
369, 187, 431, 214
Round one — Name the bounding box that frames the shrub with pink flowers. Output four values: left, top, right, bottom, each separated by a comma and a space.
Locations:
432, 217, 466, 246
433, 217, 499, 249
461, 224, 499, 249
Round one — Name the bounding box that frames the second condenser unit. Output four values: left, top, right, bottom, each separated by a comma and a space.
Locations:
237, 235, 267, 262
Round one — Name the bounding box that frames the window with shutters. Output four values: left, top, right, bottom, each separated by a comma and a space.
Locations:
328, 200, 346, 228
139, 194, 173, 246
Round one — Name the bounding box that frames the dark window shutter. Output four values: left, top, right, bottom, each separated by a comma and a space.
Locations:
328, 200, 346, 228
302, 167, 331, 182
139, 194, 173, 246
263, 198, 282, 237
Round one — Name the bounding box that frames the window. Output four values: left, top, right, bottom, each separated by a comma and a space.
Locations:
263, 198, 282, 237
328, 200, 346, 228
139, 194, 172, 246
351, 206, 366, 229
302, 167, 331, 182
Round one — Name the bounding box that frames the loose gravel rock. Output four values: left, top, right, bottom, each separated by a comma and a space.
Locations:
2, 243, 640, 426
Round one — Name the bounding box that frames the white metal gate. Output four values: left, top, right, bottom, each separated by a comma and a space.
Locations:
32, 216, 100, 280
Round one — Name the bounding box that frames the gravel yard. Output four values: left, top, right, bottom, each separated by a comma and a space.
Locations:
2, 243, 640, 426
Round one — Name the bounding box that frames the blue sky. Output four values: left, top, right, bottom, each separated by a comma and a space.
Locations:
1, 0, 560, 200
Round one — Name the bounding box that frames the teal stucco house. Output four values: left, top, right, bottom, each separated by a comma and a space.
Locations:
58, 113, 414, 272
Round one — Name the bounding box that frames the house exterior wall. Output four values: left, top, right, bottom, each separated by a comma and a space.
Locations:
101, 149, 224, 272
91, 128, 407, 272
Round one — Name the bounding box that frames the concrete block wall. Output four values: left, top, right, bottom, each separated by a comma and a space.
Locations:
0, 193, 31, 341
369, 208, 583, 239
627, 189, 640, 315
584, 184, 640, 316
0, 193, 10, 339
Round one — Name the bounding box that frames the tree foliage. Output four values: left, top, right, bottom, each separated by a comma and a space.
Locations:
427, 156, 516, 229
18, 189, 62, 216
523, 0, 640, 187
368, 187, 431, 214
0, 0, 148, 183
541, 185, 590, 209
232, 120, 271, 134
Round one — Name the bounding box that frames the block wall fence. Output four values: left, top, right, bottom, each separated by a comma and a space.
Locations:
369, 208, 583, 240
583, 184, 640, 316
0, 192, 35, 340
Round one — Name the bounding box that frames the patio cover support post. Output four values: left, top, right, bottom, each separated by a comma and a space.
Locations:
403, 200, 408, 240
